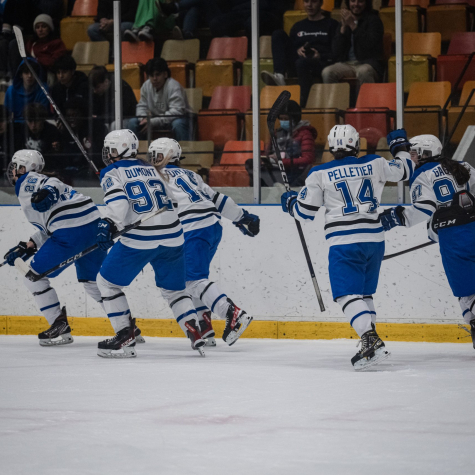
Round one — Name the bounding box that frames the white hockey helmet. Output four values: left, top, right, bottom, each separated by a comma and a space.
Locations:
102, 129, 139, 166
409, 134, 442, 164
148, 138, 182, 169
328, 124, 360, 157
7, 149, 45, 186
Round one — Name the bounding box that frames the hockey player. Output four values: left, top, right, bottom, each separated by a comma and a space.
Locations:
148, 138, 258, 346
379, 134, 475, 348
96, 129, 203, 358
280, 125, 414, 371
4, 149, 107, 346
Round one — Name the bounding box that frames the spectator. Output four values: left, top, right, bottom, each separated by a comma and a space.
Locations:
15, 102, 61, 159
322, 0, 385, 86
246, 100, 317, 187
4, 59, 50, 122
89, 65, 137, 127
0, 104, 13, 174
10, 14, 67, 78
124, 0, 170, 42
261, 0, 339, 106
88, 0, 139, 55
209, 0, 284, 39
51, 55, 89, 117
158, 0, 221, 40
129, 58, 194, 141
59, 98, 108, 175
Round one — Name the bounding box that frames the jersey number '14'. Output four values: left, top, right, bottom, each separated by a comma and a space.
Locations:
124, 179, 173, 214
335, 178, 378, 215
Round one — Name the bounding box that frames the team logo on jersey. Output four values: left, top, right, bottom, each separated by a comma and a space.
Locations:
412, 184, 422, 202
299, 187, 308, 200
102, 177, 114, 192
388, 159, 401, 169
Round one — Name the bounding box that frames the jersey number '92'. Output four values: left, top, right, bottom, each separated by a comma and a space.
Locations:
335, 178, 379, 215
124, 179, 173, 214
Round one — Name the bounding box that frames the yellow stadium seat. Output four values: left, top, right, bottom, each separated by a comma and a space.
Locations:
426, 5, 469, 42
261, 85, 301, 108
379, 7, 422, 43
305, 83, 350, 110
121, 64, 143, 90
388, 56, 431, 93
72, 41, 109, 66
447, 81, 475, 144
195, 61, 236, 97
283, 11, 307, 35
161, 39, 200, 63
180, 141, 215, 175
168, 61, 188, 88
185, 88, 203, 114
242, 36, 274, 92
60, 17, 96, 51
294, 0, 334, 9
404, 32, 441, 57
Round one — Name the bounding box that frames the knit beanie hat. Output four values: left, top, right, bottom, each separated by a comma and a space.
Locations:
33, 14, 54, 32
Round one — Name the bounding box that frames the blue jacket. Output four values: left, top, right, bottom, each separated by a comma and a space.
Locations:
4, 59, 51, 122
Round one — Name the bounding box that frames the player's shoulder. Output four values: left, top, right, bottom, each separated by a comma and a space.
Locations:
15, 172, 48, 196
307, 154, 381, 176
409, 161, 440, 186
100, 158, 153, 181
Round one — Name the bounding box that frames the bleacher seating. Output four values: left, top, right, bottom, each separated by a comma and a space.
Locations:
243, 36, 274, 92
447, 81, 475, 144
426, 4, 470, 42
161, 39, 200, 89
180, 141, 215, 176
61, 0, 97, 50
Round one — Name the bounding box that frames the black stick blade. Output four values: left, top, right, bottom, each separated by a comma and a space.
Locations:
267, 90, 291, 133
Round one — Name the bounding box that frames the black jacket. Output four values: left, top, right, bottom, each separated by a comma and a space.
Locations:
51, 71, 89, 115
91, 78, 137, 121
95, 0, 139, 22
332, 10, 385, 77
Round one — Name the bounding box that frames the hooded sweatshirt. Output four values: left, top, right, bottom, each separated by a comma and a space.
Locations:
51, 71, 89, 114
136, 77, 194, 128
266, 120, 318, 169
4, 59, 51, 122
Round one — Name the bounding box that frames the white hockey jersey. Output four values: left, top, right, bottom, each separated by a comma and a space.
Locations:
404, 160, 475, 241
162, 164, 243, 233
100, 159, 184, 249
293, 153, 414, 246
15, 171, 100, 248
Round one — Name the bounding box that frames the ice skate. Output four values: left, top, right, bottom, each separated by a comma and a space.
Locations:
134, 325, 145, 344
97, 318, 137, 358
470, 319, 475, 349
351, 330, 391, 371
38, 306, 73, 346
185, 320, 206, 357
222, 298, 253, 346
199, 311, 216, 346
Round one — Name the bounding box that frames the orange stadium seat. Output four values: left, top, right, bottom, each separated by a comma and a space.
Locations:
72, 0, 98, 16
61, 0, 98, 50
209, 86, 252, 114
195, 37, 248, 97
208, 140, 264, 187
197, 110, 241, 149
388, 0, 430, 7
405, 81, 451, 138
426, 5, 470, 42
447, 81, 475, 144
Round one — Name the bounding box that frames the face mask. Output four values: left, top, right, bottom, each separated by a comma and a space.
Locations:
280, 120, 290, 131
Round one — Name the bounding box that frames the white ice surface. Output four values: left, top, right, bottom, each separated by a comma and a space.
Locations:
1, 336, 474, 475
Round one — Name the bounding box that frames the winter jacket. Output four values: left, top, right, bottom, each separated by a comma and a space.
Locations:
332, 10, 385, 77
51, 71, 89, 114
91, 77, 137, 121
4, 59, 51, 122
95, 0, 139, 22
266, 120, 317, 169
26, 37, 67, 71
136, 77, 194, 128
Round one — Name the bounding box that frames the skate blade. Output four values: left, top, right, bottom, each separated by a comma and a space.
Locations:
97, 347, 137, 358
205, 337, 217, 347
135, 335, 146, 344
197, 347, 206, 357
39, 333, 74, 346
354, 348, 391, 372
225, 315, 253, 346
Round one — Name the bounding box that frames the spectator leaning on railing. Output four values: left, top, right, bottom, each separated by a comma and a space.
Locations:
322, 0, 384, 86
261, 0, 339, 106
128, 58, 194, 142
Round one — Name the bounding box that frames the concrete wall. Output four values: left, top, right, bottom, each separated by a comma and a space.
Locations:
0, 205, 458, 323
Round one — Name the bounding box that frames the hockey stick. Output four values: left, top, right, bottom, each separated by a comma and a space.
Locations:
13, 26, 100, 177
383, 241, 435, 261
0, 260, 8, 268
267, 91, 325, 312
14, 206, 168, 282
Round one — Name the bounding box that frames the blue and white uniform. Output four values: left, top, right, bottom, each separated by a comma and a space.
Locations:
162, 164, 244, 321
291, 152, 413, 336
402, 160, 475, 322
15, 172, 105, 324
97, 158, 197, 335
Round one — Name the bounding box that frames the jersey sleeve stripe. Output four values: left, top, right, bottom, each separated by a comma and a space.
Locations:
217, 195, 228, 213
414, 199, 437, 210
298, 201, 320, 211
136, 219, 181, 231
178, 206, 217, 218
212, 192, 220, 204
325, 227, 384, 239
294, 203, 315, 220
46, 198, 94, 226
181, 213, 220, 225
324, 217, 380, 230
104, 188, 125, 198
105, 195, 128, 204
414, 205, 434, 217
49, 206, 98, 226
122, 229, 183, 241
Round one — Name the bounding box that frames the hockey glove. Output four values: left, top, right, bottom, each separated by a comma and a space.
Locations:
281, 190, 298, 217
31, 186, 60, 212
233, 210, 260, 237
387, 129, 411, 156
97, 218, 117, 251
4, 241, 36, 266
379, 206, 406, 231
